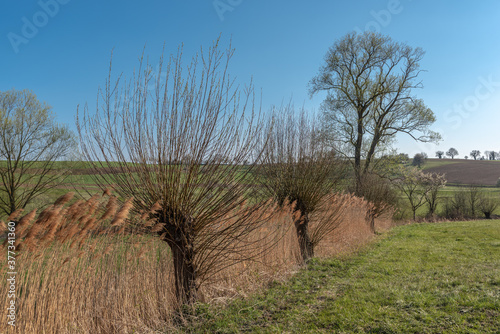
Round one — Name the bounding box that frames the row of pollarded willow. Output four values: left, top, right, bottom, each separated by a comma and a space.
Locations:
0, 31, 439, 223
73, 31, 439, 307
0, 32, 438, 220
76, 38, 355, 307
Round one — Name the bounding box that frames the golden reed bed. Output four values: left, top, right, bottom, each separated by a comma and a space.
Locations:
0, 192, 392, 334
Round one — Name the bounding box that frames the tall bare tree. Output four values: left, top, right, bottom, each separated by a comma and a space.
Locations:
310, 31, 440, 195
256, 104, 348, 262
77, 38, 273, 305
0, 89, 75, 216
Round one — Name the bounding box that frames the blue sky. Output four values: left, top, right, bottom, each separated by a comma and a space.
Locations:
1, 0, 500, 158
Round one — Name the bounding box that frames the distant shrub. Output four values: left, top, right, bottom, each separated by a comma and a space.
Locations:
411, 153, 427, 168
392, 166, 445, 220
466, 185, 481, 216
423, 173, 447, 217
442, 188, 468, 219
442, 186, 483, 219
496, 178, 500, 187
478, 196, 499, 219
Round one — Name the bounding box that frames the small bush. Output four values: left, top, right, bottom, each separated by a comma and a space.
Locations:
467, 185, 481, 216
442, 189, 468, 219
478, 196, 499, 219
442, 186, 485, 219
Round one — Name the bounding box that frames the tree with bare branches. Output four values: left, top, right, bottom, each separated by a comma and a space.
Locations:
310, 31, 440, 195
422, 172, 446, 216
392, 166, 445, 220
77, 38, 274, 306
446, 148, 458, 159
478, 195, 498, 219
392, 166, 428, 220
255, 104, 349, 262
470, 150, 481, 160
0, 89, 76, 216
485, 150, 499, 161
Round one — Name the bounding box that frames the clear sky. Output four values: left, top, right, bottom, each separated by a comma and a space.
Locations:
1, 0, 500, 159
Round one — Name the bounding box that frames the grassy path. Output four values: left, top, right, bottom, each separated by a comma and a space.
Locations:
183, 220, 500, 333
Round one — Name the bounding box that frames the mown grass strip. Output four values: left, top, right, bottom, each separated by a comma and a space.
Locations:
181, 220, 500, 333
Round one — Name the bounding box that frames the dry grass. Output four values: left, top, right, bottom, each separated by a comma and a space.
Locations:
0, 191, 392, 333
315, 196, 392, 258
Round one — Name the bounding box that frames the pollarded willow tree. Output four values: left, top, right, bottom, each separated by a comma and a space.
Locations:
310, 31, 440, 196
256, 104, 348, 263
77, 38, 275, 306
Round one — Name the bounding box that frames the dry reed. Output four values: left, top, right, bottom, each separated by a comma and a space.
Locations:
0, 191, 392, 333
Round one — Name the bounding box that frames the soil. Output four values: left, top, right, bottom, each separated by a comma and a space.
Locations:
425, 160, 500, 186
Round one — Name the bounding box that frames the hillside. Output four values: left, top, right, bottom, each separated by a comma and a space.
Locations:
424, 159, 500, 186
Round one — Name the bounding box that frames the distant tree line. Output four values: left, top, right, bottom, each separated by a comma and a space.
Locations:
434, 149, 500, 161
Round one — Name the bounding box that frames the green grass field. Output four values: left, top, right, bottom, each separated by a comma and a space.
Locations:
5, 159, 500, 221
0, 160, 256, 219
182, 220, 500, 333
4, 158, 500, 221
